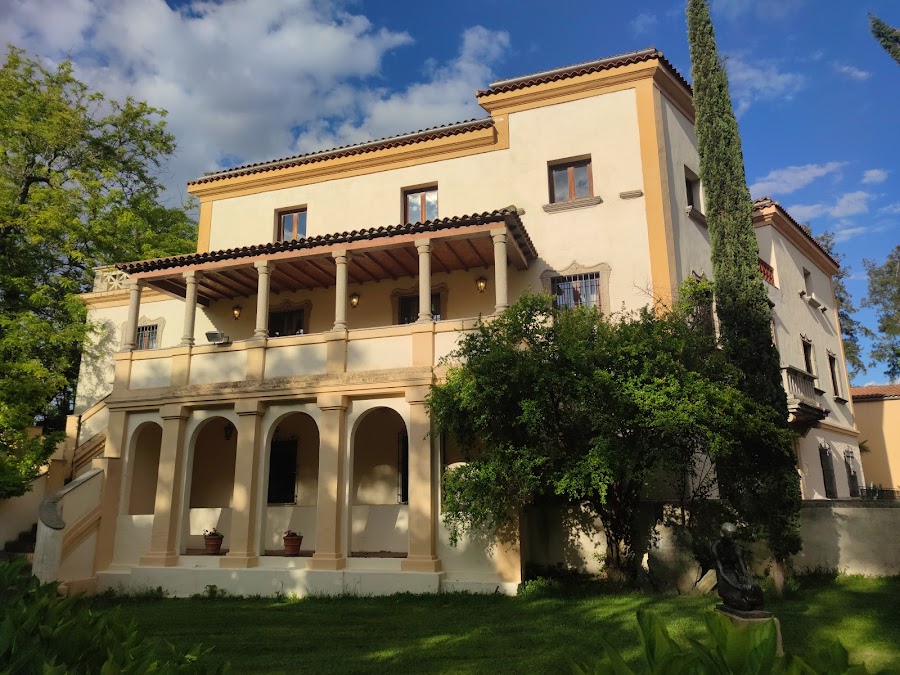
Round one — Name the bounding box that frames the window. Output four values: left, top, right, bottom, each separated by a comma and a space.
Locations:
136, 324, 158, 350
549, 159, 592, 203
398, 293, 441, 325
844, 450, 860, 498
269, 309, 304, 337
802, 267, 813, 296
278, 208, 307, 242
829, 353, 840, 396
802, 338, 815, 375
551, 273, 601, 311
404, 187, 438, 224
819, 445, 837, 499
398, 432, 409, 504
267, 440, 297, 504
684, 167, 702, 211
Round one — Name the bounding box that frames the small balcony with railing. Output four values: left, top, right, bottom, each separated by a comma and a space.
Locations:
782, 365, 830, 434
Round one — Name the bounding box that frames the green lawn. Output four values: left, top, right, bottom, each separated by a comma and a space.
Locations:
98, 576, 900, 674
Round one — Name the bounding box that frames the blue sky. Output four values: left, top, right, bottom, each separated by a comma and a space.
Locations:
1, 0, 897, 382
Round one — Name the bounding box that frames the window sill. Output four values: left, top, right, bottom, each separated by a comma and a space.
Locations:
833, 395, 848, 404
684, 206, 707, 227
542, 196, 603, 213
814, 387, 826, 396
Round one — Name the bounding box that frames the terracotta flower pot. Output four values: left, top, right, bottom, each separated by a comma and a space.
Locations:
283, 534, 303, 556
204, 534, 224, 555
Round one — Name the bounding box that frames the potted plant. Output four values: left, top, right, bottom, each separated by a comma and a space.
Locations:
203, 528, 224, 555
283, 529, 303, 556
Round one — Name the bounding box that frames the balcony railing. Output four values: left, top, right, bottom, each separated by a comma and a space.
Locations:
783, 365, 817, 403
758, 258, 775, 286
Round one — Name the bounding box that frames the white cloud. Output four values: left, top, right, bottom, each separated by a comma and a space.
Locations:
749, 162, 845, 197
880, 203, 900, 215
831, 221, 869, 244
725, 56, 804, 115
629, 12, 658, 35
862, 169, 888, 184
789, 191, 873, 221
293, 26, 510, 153
0, 0, 512, 205
833, 63, 871, 81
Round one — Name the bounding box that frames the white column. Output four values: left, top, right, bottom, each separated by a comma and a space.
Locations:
254, 260, 271, 338
180, 271, 200, 346
416, 239, 432, 322
333, 251, 349, 330
492, 230, 509, 315
123, 280, 143, 350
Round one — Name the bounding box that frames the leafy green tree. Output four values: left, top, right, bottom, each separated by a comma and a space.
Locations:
815, 231, 870, 379
0, 46, 196, 497
430, 289, 792, 578
863, 245, 900, 381
870, 14, 900, 66
687, 0, 802, 563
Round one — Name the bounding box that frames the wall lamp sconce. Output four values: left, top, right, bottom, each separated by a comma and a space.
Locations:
232, 304, 242, 320
223, 421, 235, 441
349, 292, 360, 308
475, 276, 488, 293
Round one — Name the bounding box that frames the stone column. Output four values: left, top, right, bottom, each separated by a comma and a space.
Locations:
332, 251, 349, 331
140, 405, 189, 567
492, 229, 509, 315
222, 400, 265, 568
123, 280, 143, 350
401, 386, 441, 572
416, 239, 432, 322
308, 394, 348, 570
180, 271, 200, 346
254, 261, 272, 338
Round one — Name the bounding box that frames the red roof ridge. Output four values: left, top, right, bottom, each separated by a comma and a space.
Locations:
752, 196, 839, 269
476, 47, 691, 98
117, 207, 536, 275
851, 384, 900, 400
189, 118, 493, 186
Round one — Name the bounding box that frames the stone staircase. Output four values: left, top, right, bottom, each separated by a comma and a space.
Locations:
0, 523, 37, 572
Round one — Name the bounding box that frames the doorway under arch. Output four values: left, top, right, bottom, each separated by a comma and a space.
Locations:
350, 407, 409, 556
263, 411, 319, 555
184, 416, 237, 553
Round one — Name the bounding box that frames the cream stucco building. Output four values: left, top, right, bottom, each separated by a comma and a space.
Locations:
35, 47, 864, 596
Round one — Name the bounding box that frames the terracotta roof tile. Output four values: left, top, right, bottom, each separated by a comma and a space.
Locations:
851, 385, 900, 400
476, 48, 691, 97
117, 208, 535, 275
188, 118, 493, 186
752, 196, 839, 269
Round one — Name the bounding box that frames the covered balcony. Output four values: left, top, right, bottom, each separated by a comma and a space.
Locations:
110, 207, 537, 392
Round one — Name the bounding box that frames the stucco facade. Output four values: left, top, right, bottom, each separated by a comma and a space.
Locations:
852, 386, 900, 492
39, 48, 863, 597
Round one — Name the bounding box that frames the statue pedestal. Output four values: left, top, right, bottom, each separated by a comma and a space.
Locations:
715, 605, 784, 656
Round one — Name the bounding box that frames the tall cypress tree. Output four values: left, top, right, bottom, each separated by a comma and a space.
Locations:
870, 14, 900, 66
687, 0, 802, 562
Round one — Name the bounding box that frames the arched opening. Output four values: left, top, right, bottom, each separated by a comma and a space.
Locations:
264, 412, 319, 555
128, 422, 162, 515
350, 407, 408, 556
185, 416, 237, 552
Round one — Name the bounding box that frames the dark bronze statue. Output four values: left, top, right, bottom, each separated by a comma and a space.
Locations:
713, 522, 764, 612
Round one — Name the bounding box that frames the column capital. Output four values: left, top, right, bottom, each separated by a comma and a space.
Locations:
491, 228, 508, 244
405, 386, 431, 405
183, 269, 202, 281
159, 404, 190, 421
317, 393, 348, 412
127, 279, 144, 292
332, 250, 351, 263
414, 238, 431, 253
234, 399, 265, 417
254, 259, 273, 273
